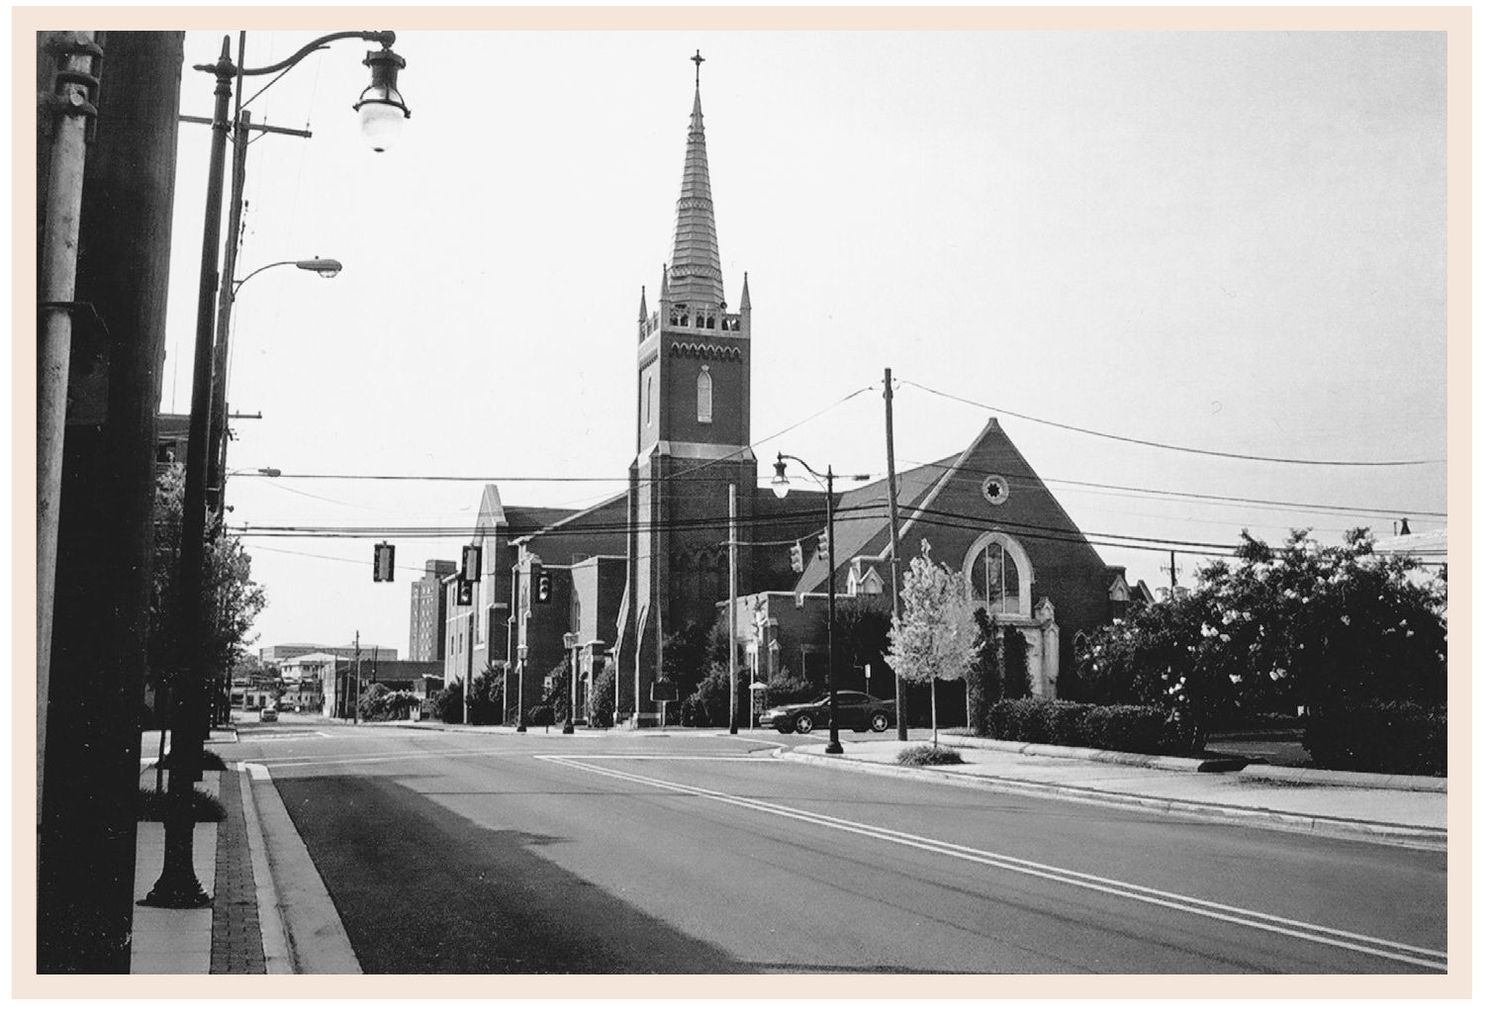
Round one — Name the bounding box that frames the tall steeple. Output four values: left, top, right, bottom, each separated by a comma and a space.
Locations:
667, 56, 724, 309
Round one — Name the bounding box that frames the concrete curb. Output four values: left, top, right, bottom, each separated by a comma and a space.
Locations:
235, 765, 292, 974
773, 747, 1446, 851
245, 763, 363, 973
936, 733, 1444, 790
1238, 764, 1446, 792
936, 735, 1233, 773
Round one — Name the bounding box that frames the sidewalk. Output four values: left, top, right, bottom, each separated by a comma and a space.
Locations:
778, 733, 1447, 849
132, 728, 271, 974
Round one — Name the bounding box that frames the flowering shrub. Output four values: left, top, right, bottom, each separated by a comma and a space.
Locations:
1077, 528, 1446, 753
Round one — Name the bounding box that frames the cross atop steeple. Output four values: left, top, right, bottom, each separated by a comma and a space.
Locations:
692, 49, 704, 87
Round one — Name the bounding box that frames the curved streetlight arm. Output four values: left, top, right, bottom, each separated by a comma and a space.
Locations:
232, 258, 342, 298
232, 260, 297, 298
193, 31, 395, 80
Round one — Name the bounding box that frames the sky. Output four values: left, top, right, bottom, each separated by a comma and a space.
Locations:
157, 23, 1451, 658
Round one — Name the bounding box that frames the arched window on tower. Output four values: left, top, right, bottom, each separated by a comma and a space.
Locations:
696, 365, 713, 424
644, 375, 653, 426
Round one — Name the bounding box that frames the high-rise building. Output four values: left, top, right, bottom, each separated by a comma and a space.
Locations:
409, 559, 456, 662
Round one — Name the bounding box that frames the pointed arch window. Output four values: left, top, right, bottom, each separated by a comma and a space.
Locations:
644, 374, 653, 426
696, 365, 713, 424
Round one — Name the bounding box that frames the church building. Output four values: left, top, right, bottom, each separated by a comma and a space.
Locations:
434, 65, 1126, 725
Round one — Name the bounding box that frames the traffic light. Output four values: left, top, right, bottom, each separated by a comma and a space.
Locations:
789, 541, 804, 574
456, 578, 473, 606
373, 542, 395, 582
536, 571, 552, 603
461, 543, 482, 582
817, 530, 830, 560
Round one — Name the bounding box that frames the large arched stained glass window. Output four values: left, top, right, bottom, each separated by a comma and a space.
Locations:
962, 531, 1033, 618
697, 365, 713, 424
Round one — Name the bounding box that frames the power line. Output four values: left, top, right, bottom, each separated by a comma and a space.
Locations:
900, 378, 1446, 467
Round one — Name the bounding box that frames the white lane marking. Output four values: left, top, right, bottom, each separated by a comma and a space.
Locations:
539, 755, 1447, 972
246, 747, 538, 769
238, 730, 332, 742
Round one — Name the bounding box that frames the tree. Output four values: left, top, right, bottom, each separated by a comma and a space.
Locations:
467, 663, 506, 724
886, 540, 978, 744
833, 597, 893, 689
148, 464, 267, 722
965, 610, 1032, 724
661, 624, 710, 705
1077, 528, 1447, 751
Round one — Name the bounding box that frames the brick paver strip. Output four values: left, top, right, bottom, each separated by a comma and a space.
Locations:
209, 770, 267, 974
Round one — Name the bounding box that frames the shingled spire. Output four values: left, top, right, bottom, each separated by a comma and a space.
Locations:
667, 72, 725, 309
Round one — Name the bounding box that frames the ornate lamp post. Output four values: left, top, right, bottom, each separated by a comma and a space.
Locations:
771, 453, 870, 756
146, 31, 409, 909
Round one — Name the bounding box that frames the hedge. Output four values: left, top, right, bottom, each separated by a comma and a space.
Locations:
982, 699, 1193, 755
1304, 701, 1446, 776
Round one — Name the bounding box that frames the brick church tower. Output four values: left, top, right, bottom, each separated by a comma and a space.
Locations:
615, 62, 755, 724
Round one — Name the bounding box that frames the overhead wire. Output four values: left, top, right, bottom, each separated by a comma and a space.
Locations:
899, 377, 1447, 467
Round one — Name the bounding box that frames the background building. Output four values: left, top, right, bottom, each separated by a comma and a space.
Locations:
408, 559, 455, 662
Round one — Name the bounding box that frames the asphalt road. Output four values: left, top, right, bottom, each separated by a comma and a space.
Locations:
225, 717, 1446, 975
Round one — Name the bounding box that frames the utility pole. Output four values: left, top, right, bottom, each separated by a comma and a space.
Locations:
39, 31, 185, 970
728, 483, 739, 734
353, 631, 361, 723
883, 368, 908, 740
36, 31, 100, 801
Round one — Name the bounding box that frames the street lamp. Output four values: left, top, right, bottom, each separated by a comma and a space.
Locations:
146, 30, 409, 911
772, 453, 870, 756
232, 257, 343, 297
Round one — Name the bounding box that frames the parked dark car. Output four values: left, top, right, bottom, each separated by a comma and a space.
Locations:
760, 690, 894, 734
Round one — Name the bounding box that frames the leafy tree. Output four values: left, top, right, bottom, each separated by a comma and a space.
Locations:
965, 610, 1033, 724
588, 661, 616, 727
148, 464, 267, 722
467, 663, 506, 724
886, 540, 978, 744
1077, 528, 1447, 752
661, 624, 709, 703
832, 597, 893, 689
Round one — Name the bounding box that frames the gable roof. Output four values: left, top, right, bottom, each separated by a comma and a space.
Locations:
792, 455, 957, 595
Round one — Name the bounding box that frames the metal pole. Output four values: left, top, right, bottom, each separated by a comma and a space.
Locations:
353, 630, 360, 723
883, 368, 908, 740
728, 483, 739, 734
825, 469, 842, 755
145, 36, 234, 909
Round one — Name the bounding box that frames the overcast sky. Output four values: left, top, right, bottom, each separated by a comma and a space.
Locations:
160, 25, 1449, 657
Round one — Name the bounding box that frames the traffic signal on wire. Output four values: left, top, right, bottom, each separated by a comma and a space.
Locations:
461, 543, 481, 582
373, 542, 395, 582
789, 542, 804, 573
817, 530, 829, 560
536, 571, 551, 603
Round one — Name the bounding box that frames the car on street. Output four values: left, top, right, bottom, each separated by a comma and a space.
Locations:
259, 706, 279, 722
759, 690, 894, 734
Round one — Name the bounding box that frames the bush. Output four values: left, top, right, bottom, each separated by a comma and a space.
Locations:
433, 683, 464, 724
527, 704, 556, 727
896, 744, 965, 767
1304, 701, 1446, 776
468, 665, 506, 724
982, 699, 1192, 755
588, 664, 616, 727
764, 669, 813, 708
681, 662, 751, 727
137, 787, 225, 822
